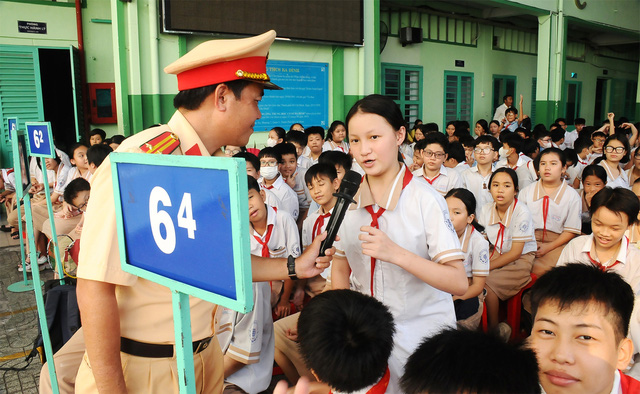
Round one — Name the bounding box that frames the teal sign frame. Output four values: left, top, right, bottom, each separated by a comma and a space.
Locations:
25, 121, 55, 158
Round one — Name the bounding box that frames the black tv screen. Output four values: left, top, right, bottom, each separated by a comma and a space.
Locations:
161, 0, 363, 46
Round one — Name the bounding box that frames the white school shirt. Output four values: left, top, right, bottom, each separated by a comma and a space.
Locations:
263, 188, 282, 211
259, 174, 300, 220
297, 155, 313, 173
215, 281, 274, 394
599, 161, 631, 189
496, 155, 538, 191
477, 199, 537, 255
519, 181, 582, 236
1, 169, 16, 191
322, 140, 349, 153
302, 206, 333, 279
453, 161, 470, 175
564, 129, 579, 149
334, 165, 464, 389
459, 225, 490, 278
412, 165, 463, 196
567, 159, 588, 186
29, 157, 55, 187
461, 165, 495, 209
292, 170, 311, 210
626, 223, 640, 249
399, 143, 414, 164
587, 151, 603, 164
493, 103, 509, 121
250, 205, 301, 305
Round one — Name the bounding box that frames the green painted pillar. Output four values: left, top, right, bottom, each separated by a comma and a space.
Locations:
363, 0, 380, 95
535, 4, 566, 127
111, 0, 132, 136
332, 46, 345, 122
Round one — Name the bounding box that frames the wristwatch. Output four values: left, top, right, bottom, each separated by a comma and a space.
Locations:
287, 255, 298, 280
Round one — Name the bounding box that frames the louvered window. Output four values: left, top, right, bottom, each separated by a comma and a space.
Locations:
382, 63, 422, 126
444, 71, 473, 125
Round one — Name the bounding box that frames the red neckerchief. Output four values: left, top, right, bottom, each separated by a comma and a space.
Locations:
253, 224, 274, 258
490, 199, 518, 259
329, 367, 390, 394
263, 183, 275, 190
365, 168, 413, 297
312, 211, 331, 241
423, 173, 441, 185
541, 195, 550, 242
586, 252, 621, 272
620, 370, 640, 394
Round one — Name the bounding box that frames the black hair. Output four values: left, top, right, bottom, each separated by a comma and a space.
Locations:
459, 135, 475, 149
89, 128, 106, 140
68, 143, 88, 160
258, 147, 282, 163
172, 80, 252, 110
489, 167, 519, 192
489, 120, 501, 130
522, 139, 539, 160
536, 147, 567, 170
474, 135, 501, 152
247, 175, 261, 193
86, 144, 112, 167
401, 328, 540, 394
604, 133, 631, 163
446, 120, 456, 130
346, 94, 405, 132
327, 120, 347, 142
446, 142, 466, 164
530, 263, 635, 343
274, 142, 297, 159
503, 94, 513, 102
515, 127, 531, 138
412, 119, 422, 128
550, 128, 565, 143
234, 151, 260, 171
110, 135, 125, 145
63, 178, 90, 205
298, 290, 395, 393
413, 124, 427, 139
581, 164, 607, 185
592, 130, 607, 139
445, 188, 485, 232
457, 120, 471, 132
503, 133, 524, 154
589, 187, 640, 226
422, 131, 449, 154
533, 129, 551, 142
475, 119, 489, 136
270, 127, 286, 141
520, 117, 532, 131
318, 150, 352, 171
452, 128, 471, 139
285, 130, 307, 147
304, 163, 338, 186
554, 117, 567, 125
422, 122, 439, 133
289, 123, 304, 132
563, 148, 578, 167
505, 107, 518, 116
574, 137, 592, 153
574, 117, 586, 125
414, 138, 428, 152
305, 126, 325, 140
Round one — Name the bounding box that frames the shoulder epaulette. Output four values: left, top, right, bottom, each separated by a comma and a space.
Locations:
140, 132, 180, 154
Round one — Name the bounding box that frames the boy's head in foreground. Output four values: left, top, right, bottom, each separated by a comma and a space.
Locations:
305, 163, 339, 209
401, 328, 540, 393
298, 289, 395, 393
529, 264, 635, 394
63, 178, 91, 212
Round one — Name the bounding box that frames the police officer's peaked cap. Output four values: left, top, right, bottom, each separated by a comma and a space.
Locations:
164, 30, 282, 91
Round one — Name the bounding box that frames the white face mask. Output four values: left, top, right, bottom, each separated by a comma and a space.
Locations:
541, 141, 552, 149
266, 138, 277, 148
260, 166, 279, 180
498, 147, 510, 160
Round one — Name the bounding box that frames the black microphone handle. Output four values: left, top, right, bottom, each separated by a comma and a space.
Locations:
318, 196, 352, 257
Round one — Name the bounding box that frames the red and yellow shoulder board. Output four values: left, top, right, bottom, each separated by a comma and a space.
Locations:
140, 132, 180, 154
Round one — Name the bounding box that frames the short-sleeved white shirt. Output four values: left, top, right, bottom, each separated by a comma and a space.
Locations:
496, 155, 538, 191
412, 165, 463, 196
259, 174, 300, 220
461, 165, 495, 209
599, 161, 630, 189
2, 169, 16, 191
477, 199, 537, 255
334, 165, 464, 384
302, 206, 333, 279
215, 281, 274, 394
564, 129, 579, 149
459, 225, 490, 278
297, 155, 313, 173
263, 188, 282, 210
567, 159, 588, 186
519, 181, 582, 235
292, 170, 311, 210
322, 140, 349, 153
453, 161, 470, 175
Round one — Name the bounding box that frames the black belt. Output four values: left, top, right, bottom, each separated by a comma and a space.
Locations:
120, 336, 213, 358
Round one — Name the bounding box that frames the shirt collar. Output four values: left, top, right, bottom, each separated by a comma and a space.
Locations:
581, 234, 631, 265
459, 225, 474, 253
532, 181, 567, 205
251, 205, 277, 238
167, 110, 214, 157
488, 199, 518, 227
354, 165, 406, 211
422, 165, 449, 179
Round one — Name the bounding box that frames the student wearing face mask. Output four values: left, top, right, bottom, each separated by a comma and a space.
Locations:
258, 147, 299, 220
266, 127, 286, 147
496, 133, 538, 191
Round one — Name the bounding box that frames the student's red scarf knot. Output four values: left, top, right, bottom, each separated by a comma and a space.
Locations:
541, 195, 550, 242
312, 212, 331, 241
253, 224, 274, 258
587, 251, 621, 272
490, 199, 517, 259
329, 367, 390, 394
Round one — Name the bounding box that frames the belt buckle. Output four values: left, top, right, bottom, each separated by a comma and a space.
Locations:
194, 338, 210, 354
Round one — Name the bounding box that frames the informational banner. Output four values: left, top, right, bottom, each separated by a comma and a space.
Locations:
18, 21, 47, 34
255, 60, 329, 132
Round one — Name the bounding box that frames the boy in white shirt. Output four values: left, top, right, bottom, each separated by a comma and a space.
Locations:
286, 130, 313, 172
303, 126, 324, 165
568, 137, 591, 188
413, 133, 463, 196
248, 176, 301, 319
275, 142, 311, 226
258, 147, 299, 220
462, 135, 499, 210
496, 133, 537, 191
563, 117, 583, 149
443, 142, 470, 175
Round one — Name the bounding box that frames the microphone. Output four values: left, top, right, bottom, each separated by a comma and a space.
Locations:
319, 170, 362, 256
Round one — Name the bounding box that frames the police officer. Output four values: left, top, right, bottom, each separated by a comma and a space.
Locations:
75, 30, 333, 393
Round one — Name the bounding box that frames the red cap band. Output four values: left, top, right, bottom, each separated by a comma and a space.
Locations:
176, 56, 267, 91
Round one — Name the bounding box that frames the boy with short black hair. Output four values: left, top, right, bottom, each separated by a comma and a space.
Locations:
444, 141, 469, 174
286, 130, 313, 172
550, 128, 566, 149
496, 133, 538, 190
462, 135, 499, 209
303, 126, 325, 165
564, 117, 584, 149
413, 132, 463, 195
401, 327, 540, 394
62, 178, 91, 239
89, 128, 106, 146
258, 147, 299, 220
318, 150, 352, 183
529, 264, 640, 394
297, 289, 396, 394
502, 107, 520, 132
86, 144, 112, 174
236, 151, 283, 212
275, 142, 311, 224
569, 137, 591, 187
589, 130, 607, 163
534, 129, 553, 151
459, 135, 476, 168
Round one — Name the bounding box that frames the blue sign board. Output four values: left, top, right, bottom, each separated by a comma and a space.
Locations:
7, 117, 17, 140
111, 153, 253, 313
255, 60, 329, 131
25, 122, 55, 158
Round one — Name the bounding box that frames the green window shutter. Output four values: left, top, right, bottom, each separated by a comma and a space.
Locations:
382, 63, 423, 126
444, 71, 474, 126
0, 46, 44, 168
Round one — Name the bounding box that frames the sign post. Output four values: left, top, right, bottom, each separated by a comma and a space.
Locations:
111, 152, 253, 393
25, 122, 65, 281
